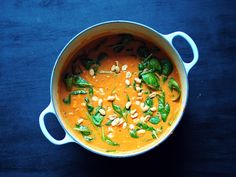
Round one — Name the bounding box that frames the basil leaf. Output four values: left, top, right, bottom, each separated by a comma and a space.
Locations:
161, 59, 173, 77
130, 129, 139, 138
158, 92, 170, 122
101, 127, 119, 146
112, 103, 123, 117
141, 72, 160, 90
149, 116, 160, 125
64, 74, 73, 91
73, 76, 92, 87
71, 90, 87, 95
74, 124, 91, 136
148, 57, 162, 74
168, 78, 181, 101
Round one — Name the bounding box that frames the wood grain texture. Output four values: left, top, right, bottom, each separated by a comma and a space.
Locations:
0, 0, 235, 177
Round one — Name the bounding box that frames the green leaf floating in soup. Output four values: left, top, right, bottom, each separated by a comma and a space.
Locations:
158, 91, 170, 122
168, 77, 181, 101
141, 72, 160, 90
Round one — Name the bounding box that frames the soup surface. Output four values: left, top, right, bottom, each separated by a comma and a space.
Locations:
58, 34, 182, 153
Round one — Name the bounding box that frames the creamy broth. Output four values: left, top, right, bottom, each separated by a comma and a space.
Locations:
58, 34, 182, 153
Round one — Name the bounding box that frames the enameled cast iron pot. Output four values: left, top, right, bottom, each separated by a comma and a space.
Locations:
39, 21, 199, 157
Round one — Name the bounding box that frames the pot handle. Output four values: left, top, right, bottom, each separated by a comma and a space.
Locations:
39, 102, 74, 145
164, 31, 199, 74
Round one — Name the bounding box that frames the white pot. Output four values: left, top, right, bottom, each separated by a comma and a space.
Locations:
39, 20, 199, 157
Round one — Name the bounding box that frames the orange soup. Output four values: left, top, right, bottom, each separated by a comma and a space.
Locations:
58, 34, 182, 153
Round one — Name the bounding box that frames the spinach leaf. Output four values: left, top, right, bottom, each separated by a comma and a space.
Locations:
106, 150, 116, 152
158, 92, 170, 122
92, 111, 104, 126
145, 97, 154, 107
101, 127, 119, 146
81, 58, 97, 70
144, 109, 153, 116
138, 63, 144, 71
126, 94, 130, 102
63, 94, 71, 104
112, 103, 123, 117
63, 89, 87, 105
111, 34, 133, 53
152, 130, 158, 139
64, 74, 73, 91
73, 76, 92, 87
74, 124, 93, 141
74, 124, 91, 136
141, 72, 160, 90
89, 87, 94, 97
162, 75, 168, 83
130, 129, 139, 138
168, 78, 181, 101
148, 57, 162, 74
71, 90, 87, 95
149, 116, 160, 125
161, 59, 173, 77
84, 97, 94, 113
83, 136, 93, 142
137, 46, 151, 58
105, 119, 113, 126
136, 122, 155, 131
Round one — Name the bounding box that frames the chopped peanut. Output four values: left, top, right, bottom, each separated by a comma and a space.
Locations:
149, 92, 157, 98
125, 79, 130, 86
107, 95, 115, 101
122, 64, 128, 71
125, 101, 131, 109
126, 71, 132, 78
98, 99, 103, 106
131, 112, 138, 119
89, 68, 95, 76
129, 124, 135, 130
99, 109, 106, 116
77, 118, 83, 124
134, 77, 142, 84
150, 107, 157, 112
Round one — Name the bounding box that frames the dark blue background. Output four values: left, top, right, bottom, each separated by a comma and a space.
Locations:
1, 0, 235, 177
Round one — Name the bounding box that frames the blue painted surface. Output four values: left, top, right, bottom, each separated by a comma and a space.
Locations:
0, 0, 235, 176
